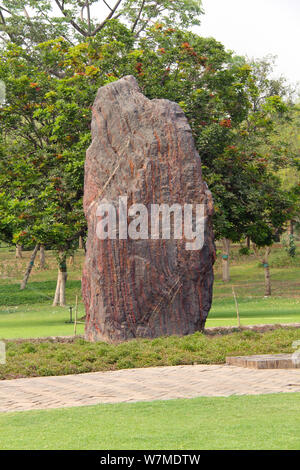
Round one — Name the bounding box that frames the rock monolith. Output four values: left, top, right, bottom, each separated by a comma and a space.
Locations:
82, 75, 215, 342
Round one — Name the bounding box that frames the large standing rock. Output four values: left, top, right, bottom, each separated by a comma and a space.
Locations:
82, 76, 215, 342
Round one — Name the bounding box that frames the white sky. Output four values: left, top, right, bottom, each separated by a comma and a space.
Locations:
195, 0, 300, 85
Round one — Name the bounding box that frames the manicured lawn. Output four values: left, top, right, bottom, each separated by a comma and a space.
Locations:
1, 328, 299, 379
207, 296, 300, 327
0, 302, 85, 339
0, 393, 299, 450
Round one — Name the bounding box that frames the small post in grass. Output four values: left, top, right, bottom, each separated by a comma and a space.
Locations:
232, 285, 240, 328
74, 295, 78, 336
65, 306, 73, 324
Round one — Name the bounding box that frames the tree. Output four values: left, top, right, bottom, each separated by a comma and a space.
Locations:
0, 39, 95, 303
233, 57, 299, 293
0, 0, 203, 48
248, 173, 294, 296
270, 102, 300, 239
210, 56, 298, 282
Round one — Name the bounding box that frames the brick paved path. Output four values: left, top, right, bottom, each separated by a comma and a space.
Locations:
0, 364, 300, 412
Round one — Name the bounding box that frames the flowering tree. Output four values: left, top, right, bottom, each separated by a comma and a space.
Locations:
0, 0, 203, 47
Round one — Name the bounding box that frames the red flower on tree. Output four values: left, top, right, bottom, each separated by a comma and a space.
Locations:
219, 119, 232, 128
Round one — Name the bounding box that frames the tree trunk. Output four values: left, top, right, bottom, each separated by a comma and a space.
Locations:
263, 247, 271, 296
59, 270, 67, 306
288, 220, 294, 236
69, 255, 74, 266
20, 244, 40, 290
16, 244, 23, 258
79, 236, 84, 249
53, 254, 68, 307
253, 244, 272, 296
222, 238, 230, 282
39, 245, 46, 269
53, 271, 61, 306
246, 236, 250, 249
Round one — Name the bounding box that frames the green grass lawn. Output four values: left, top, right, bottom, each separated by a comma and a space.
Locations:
0, 302, 85, 339
0, 244, 299, 339
1, 393, 299, 450
207, 296, 300, 327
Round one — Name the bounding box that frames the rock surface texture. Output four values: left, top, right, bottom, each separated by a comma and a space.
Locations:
82, 76, 215, 342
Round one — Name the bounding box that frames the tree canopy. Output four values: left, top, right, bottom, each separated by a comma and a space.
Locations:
0, 0, 203, 47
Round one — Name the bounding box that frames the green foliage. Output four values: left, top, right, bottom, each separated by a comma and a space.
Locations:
120, 0, 203, 32
0, 0, 204, 48
281, 234, 297, 258
239, 246, 250, 256
267, 248, 300, 268
218, 57, 298, 246
0, 38, 98, 253
1, 328, 299, 379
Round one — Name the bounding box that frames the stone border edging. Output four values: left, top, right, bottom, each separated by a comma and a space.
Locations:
204, 322, 300, 336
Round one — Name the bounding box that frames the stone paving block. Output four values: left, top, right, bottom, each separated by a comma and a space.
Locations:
0, 364, 299, 412
226, 353, 300, 369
